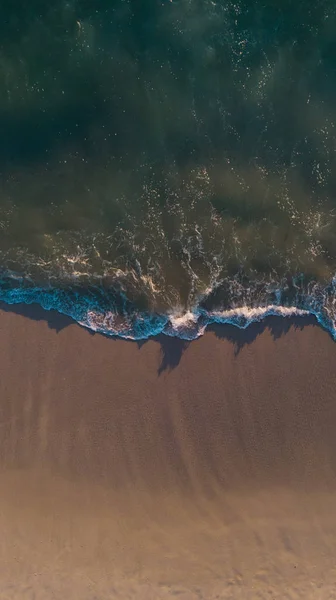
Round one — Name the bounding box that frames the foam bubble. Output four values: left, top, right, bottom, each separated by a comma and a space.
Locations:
0, 277, 334, 341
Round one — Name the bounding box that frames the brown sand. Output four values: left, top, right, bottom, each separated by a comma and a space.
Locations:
0, 307, 336, 598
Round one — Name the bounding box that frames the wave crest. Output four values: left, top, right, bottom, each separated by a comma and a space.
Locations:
0, 275, 335, 341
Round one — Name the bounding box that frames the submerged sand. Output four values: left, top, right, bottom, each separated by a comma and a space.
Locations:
0, 306, 336, 598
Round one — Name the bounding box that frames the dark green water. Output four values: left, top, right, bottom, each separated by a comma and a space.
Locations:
1, 0, 336, 338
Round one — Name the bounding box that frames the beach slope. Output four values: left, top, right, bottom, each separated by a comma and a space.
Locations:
0, 307, 335, 598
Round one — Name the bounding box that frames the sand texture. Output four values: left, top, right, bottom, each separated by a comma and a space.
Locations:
0, 306, 336, 598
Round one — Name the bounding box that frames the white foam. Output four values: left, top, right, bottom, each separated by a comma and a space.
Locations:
78, 303, 313, 340
210, 304, 310, 321
168, 310, 199, 327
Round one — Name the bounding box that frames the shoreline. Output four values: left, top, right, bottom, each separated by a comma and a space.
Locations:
0, 282, 335, 340
0, 297, 325, 343
0, 304, 336, 598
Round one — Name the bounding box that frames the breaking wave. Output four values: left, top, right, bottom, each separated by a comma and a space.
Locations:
0, 274, 335, 341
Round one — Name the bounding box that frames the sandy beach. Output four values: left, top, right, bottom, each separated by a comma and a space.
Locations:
0, 305, 336, 598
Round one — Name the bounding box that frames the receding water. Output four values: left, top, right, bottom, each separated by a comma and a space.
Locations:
0, 1, 336, 338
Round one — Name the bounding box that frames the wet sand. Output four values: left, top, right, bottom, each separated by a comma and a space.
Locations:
0, 305, 336, 598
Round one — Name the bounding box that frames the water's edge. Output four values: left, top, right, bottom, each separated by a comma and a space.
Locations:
0, 283, 333, 342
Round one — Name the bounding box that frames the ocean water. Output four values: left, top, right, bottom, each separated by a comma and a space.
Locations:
0, 0, 336, 339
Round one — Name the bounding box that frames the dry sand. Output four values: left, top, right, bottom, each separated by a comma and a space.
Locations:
0, 305, 336, 598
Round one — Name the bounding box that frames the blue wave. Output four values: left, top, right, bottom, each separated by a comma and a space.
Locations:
0, 279, 334, 341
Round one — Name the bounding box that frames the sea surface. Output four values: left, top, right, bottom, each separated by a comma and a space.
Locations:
0, 0, 336, 339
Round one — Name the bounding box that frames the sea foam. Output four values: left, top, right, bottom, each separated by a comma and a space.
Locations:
0, 281, 331, 341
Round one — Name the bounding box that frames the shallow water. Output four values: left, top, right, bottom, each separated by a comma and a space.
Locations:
1, 1, 336, 338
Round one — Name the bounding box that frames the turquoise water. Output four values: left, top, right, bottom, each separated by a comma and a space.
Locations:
1, 1, 336, 338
